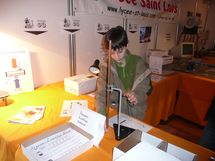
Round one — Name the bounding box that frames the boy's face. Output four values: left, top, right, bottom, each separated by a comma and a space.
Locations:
110, 46, 127, 63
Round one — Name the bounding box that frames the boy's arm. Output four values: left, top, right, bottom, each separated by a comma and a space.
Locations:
131, 59, 152, 106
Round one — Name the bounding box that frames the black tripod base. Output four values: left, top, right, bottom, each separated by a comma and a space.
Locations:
113, 123, 135, 141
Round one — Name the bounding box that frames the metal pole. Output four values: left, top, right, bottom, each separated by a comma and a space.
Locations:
176, 0, 182, 45
153, 21, 159, 49
68, 0, 76, 76
123, 18, 127, 31
194, 0, 198, 16
106, 40, 112, 128
202, 0, 211, 32
201, 0, 211, 50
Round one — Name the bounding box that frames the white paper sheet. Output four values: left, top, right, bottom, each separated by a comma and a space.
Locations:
69, 103, 106, 147
25, 127, 89, 161
60, 100, 88, 117
109, 113, 153, 133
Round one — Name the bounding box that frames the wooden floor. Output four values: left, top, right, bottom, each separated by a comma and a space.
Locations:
155, 114, 205, 144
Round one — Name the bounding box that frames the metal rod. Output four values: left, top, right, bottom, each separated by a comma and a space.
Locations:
106, 40, 112, 128
123, 18, 127, 31
175, 0, 181, 45
153, 21, 159, 49
68, 0, 76, 76
176, 23, 180, 45
203, 0, 211, 32
112, 87, 122, 138
194, 0, 198, 16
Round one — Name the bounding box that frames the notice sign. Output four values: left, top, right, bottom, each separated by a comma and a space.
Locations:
70, 103, 106, 147
23, 17, 48, 35
61, 16, 82, 34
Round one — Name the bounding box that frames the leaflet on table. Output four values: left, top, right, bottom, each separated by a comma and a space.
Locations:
109, 113, 153, 133
25, 127, 89, 161
8, 106, 46, 124
69, 102, 106, 147
60, 100, 88, 117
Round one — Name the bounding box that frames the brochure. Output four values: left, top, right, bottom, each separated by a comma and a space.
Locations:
8, 106, 46, 124
60, 100, 88, 117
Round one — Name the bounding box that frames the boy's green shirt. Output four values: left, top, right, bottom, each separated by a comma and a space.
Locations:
114, 50, 140, 91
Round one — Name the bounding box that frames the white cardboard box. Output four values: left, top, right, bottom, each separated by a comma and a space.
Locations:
149, 55, 173, 74
112, 130, 198, 161
64, 73, 98, 95
150, 54, 173, 65
146, 49, 168, 64
22, 122, 94, 161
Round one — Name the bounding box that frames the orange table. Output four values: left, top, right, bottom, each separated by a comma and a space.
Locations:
0, 81, 214, 161
174, 72, 215, 126
144, 73, 179, 126
16, 121, 215, 161
16, 110, 214, 161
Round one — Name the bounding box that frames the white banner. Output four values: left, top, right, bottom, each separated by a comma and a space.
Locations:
74, 0, 181, 23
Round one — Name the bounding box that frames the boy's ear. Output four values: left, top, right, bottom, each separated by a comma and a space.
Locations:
126, 41, 130, 48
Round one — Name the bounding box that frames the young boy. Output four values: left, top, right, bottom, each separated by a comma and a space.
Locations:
95, 26, 152, 122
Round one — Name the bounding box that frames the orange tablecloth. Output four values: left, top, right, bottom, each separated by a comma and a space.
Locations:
0, 81, 214, 161
0, 82, 88, 161
144, 73, 178, 126
16, 123, 215, 161
174, 72, 215, 126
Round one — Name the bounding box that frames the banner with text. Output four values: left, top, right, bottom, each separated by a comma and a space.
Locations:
74, 0, 181, 23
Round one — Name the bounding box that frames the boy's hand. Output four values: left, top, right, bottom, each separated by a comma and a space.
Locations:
123, 91, 138, 105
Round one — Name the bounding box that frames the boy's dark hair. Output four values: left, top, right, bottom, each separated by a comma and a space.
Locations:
104, 26, 128, 51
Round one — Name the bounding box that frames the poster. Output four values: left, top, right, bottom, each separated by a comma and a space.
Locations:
0, 49, 34, 95
140, 26, 152, 43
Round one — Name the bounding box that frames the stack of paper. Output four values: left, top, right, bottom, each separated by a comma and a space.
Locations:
60, 100, 88, 117
8, 106, 46, 124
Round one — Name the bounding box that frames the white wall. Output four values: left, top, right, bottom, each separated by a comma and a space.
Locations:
0, 0, 70, 87
0, 0, 214, 87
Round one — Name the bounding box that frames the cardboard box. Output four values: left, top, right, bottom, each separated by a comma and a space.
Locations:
150, 54, 173, 65
64, 73, 98, 95
166, 143, 198, 161
22, 122, 94, 161
149, 55, 173, 74
146, 49, 168, 64
112, 130, 198, 161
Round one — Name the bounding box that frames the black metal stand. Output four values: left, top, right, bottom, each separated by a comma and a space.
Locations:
113, 123, 135, 140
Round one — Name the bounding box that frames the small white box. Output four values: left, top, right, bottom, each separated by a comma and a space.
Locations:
146, 49, 168, 64
22, 122, 94, 161
64, 73, 98, 95
149, 55, 173, 74
150, 54, 173, 65
112, 130, 198, 161
166, 143, 198, 161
